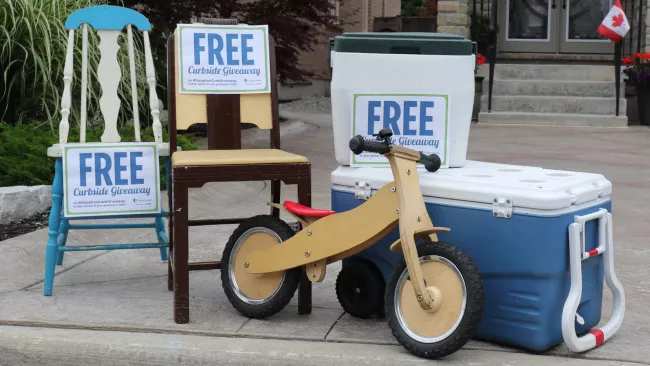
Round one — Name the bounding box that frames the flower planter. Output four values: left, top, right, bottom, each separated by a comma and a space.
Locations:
473, 53, 486, 122
636, 83, 650, 126
624, 80, 640, 125
475, 76, 484, 93
473, 76, 484, 121
623, 53, 650, 125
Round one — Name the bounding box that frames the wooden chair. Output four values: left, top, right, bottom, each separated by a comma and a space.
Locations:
166, 20, 313, 324
43, 5, 169, 296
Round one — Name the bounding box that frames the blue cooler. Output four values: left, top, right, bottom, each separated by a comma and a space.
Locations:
331, 161, 625, 353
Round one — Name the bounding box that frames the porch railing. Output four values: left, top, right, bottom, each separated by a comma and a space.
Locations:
470, 0, 498, 113
616, 0, 645, 117
469, 0, 645, 117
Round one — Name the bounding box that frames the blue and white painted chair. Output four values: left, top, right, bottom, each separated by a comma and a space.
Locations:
44, 5, 170, 296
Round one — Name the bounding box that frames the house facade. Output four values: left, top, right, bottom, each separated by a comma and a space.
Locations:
444, 0, 649, 126
284, 0, 649, 126
478, 0, 647, 55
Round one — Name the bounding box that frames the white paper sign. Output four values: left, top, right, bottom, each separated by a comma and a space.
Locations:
351, 94, 451, 168
62, 143, 161, 217
177, 24, 271, 94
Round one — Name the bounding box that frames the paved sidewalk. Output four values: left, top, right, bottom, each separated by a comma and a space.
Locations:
0, 111, 649, 365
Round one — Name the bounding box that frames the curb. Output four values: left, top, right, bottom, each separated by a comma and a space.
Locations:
0, 325, 423, 366
0, 186, 52, 226
0, 325, 633, 366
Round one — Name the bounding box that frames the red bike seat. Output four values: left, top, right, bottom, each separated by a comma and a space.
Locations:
283, 201, 336, 218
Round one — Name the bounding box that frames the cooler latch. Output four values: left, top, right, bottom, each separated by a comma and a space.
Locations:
354, 181, 372, 200
492, 197, 513, 219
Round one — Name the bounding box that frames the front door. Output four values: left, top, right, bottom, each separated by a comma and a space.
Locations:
498, 0, 614, 54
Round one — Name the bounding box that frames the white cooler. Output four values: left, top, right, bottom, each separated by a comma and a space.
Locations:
330, 32, 476, 168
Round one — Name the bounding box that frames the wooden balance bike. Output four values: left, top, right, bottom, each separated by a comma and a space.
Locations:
221, 129, 484, 359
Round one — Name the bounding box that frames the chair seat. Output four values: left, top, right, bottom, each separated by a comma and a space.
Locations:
47, 142, 170, 158
171, 149, 309, 167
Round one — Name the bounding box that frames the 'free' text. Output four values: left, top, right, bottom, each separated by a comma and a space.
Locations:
193, 32, 255, 66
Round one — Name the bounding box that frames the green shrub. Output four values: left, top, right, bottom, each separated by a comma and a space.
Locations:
0, 0, 155, 127
0, 122, 199, 189
0, 123, 58, 186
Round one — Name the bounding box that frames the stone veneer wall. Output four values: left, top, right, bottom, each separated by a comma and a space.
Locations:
437, 0, 471, 38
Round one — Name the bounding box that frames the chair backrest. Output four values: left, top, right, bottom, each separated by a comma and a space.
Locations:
166, 19, 281, 153
59, 5, 162, 146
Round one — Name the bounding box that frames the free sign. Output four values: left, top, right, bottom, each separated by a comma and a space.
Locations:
351, 94, 451, 168
62, 143, 160, 217
177, 24, 271, 94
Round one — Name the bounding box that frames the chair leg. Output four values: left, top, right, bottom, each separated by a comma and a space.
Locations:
168, 246, 174, 291
44, 158, 64, 296
56, 217, 69, 265
158, 158, 170, 262
167, 213, 174, 291
165, 158, 173, 291
172, 179, 190, 323
155, 216, 168, 261
270, 180, 281, 217
297, 177, 313, 315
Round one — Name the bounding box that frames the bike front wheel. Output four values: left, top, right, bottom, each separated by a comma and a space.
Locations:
385, 242, 484, 359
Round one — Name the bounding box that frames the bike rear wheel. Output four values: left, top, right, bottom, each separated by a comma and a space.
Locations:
385, 242, 483, 359
221, 215, 300, 319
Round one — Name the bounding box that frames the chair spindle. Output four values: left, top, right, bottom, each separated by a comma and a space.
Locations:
59, 29, 75, 145
143, 31, 162, 144
97, 30, 122, 143
127, 25, 141, 142
80, 24, 88, 143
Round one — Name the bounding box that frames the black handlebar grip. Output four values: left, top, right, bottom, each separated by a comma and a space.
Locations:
419, 152, 442, 173
349, 135, 391, 155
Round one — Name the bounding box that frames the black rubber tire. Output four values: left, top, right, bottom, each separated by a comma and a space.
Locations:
221, 215, 301, 319
385, 242, 484, 359
335, 260, 386, 319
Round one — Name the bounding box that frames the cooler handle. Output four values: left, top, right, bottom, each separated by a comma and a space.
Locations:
562, 209, 625, 352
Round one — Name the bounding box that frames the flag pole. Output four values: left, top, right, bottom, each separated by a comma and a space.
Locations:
615, 41, 622, 117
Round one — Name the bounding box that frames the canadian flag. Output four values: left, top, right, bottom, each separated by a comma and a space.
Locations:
597, 0, 630, 43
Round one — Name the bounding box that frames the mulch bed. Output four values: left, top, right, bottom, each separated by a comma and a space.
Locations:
0, 211, 50, 242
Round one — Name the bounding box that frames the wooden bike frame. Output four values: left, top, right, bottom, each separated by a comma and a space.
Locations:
247, 145, 450, 312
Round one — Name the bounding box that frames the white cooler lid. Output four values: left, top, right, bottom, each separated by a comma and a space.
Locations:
331, 161, 612, 211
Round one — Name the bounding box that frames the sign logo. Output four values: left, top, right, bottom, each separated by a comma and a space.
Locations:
62, 143, 161, 217
177, 24, 271, 94
351, 94, 451, 168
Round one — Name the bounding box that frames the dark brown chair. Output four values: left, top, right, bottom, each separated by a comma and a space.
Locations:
166, 19, 312, 324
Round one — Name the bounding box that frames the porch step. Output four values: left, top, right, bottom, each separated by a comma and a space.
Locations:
480, 95, 627, 116
492, 64, 617, 82
478, 63, 628, 127
477, 111, 628, 128
486, 80, 621, 98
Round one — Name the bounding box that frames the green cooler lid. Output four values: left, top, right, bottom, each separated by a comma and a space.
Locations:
332, 32, 474, 56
